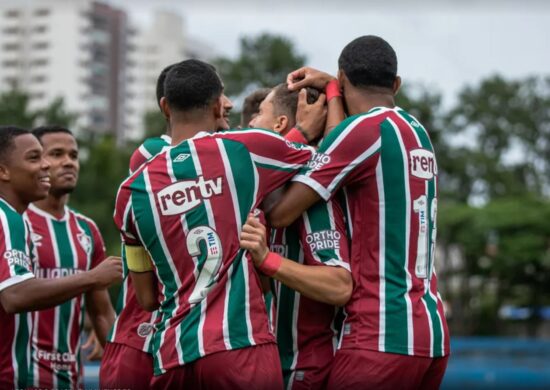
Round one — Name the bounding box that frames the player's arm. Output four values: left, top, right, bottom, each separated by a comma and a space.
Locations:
85, 288, 115, 346
126, 245, 159, 312
241, 214, 352, 306
0, 256, 122, 314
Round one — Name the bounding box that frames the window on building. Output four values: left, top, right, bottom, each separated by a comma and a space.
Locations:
5, 10, 20, 18
32, 42, 49, 50
31, 58, 49, 67
2, 60, 18, 68
31, 75, 47, 83
3, 43, 20, 51
3, 27, 20, 34
32, 25, 48, 34
34, 9, 50, 17
31, 92, 46, 100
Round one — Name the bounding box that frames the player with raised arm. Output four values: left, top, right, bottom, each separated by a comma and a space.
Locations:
113, 59, 326, 388
24, 126, 115, 389
0, 127, 122, 389
241, 83, 352, 389
269, 36, 450, 389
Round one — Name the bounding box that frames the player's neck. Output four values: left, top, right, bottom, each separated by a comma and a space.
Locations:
33, 194, 68, 219
170, 119, 217, 146
0, 187, 28, 214
346, 88, 395, 115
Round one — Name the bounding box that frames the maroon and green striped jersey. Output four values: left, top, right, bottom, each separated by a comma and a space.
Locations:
129, 135, 172, 173
108, 136, 171, 353
0, 198, 34, 389
24, 204, 106, 389
270, 199, 349, 389
294, 107, 450, 358
114, 129, 314, 375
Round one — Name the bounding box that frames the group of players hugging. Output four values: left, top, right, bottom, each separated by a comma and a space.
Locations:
0, 35, 449, 390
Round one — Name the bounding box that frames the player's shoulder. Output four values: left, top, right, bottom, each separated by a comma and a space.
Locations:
142, 134, 172, 150
69, 207, 98, 228
0, 198, 23, 226
213, 127, 283, 141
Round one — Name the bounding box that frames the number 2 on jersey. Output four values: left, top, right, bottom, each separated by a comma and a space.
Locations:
187, 226, 223, 304
413, 195, 437, 279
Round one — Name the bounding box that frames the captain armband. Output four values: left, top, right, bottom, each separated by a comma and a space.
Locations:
125, 245, 154, 273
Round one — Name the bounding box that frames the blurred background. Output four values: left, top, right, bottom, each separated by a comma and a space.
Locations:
1, 0, 549, 388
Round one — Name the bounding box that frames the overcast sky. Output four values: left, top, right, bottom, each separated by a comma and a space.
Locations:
108, 0, 550, 106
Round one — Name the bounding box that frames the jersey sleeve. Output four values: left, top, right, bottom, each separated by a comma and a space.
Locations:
129, 145, 150, 174
0, 211, 34, 292
215, 129, 315, 196
113, 181, 141, 246
129, 136, 171, 174
297, 199, 350, 271
88, 219, 107, 268
293, 114, 382, 201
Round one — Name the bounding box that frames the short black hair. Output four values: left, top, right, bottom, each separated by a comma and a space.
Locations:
164, 59, 223, 112
156, 63, 176, 109
32, 125, 73, 141
338, 35, 397, 89
241, 88, 271, 127
0, 126, 30, 163
271, 84, 320, 123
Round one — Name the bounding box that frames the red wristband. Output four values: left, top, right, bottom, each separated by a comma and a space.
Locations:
285, 127, 308, 144
258, 252, 282, 276
325, 79, 342, 102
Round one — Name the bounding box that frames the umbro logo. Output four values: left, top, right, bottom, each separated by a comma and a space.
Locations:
173, 153, 190, 163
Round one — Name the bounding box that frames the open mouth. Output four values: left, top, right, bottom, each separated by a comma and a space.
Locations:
39, 175, 51, 189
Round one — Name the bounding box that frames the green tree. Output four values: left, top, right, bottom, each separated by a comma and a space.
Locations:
0, 89, 37, 127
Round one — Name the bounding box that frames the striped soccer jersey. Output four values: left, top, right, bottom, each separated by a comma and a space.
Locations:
0, 198, 35, 389
294, 107, 450, 358
129, 135, 172, 174
24, 204, 106, 389
108, 135, 171, 353
270, 199, 349, 389
114, 129, 314, 375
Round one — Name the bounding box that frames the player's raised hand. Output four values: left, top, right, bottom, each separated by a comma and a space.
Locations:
89, 256, 123, 289
240, 214, 269, 267
287, 66, 336, 91
296, 89, 327, 142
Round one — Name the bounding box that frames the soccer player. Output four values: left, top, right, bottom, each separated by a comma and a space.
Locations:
240, 88, 271, 128
243, 83, 352, 389
23, 126, 115, 389
113, 59, 325, 388
269, 36, 451, 389
0, 127, 122, 389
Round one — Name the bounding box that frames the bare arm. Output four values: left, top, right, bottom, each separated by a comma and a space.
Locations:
268, 182, 321, 228
85, 288, 115, 346
0, 256, 122, 314
241, 215, 352, 306
130, 271, 159, 312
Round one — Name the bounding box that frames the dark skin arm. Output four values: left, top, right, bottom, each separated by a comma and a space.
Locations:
268, 182, 321, 228
85, 287, 116, 347
241, 215, 352, 306
130, 270, 160, 312
0, 256, 122, 314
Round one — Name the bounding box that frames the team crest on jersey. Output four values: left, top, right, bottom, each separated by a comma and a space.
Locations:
137, 322, 154, 337
77, 233, 92, 254
157, 176, 224, 216
30, 232, 43, 248
409, 149, 437, 180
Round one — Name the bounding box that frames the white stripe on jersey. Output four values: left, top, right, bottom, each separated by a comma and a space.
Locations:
217, 139, 255, 346
420, 296, 434, 357
250, 153, 304, 171
138, 144, 153, 160
46, 217, 61, 389
387, 117, 415, 355
376, 160, 386, 352
64, 221, 79, 389
142, 166, 184, 369
11, 313, 19, 386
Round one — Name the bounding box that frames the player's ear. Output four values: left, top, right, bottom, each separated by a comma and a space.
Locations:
393, 76, 402, 96
0, 163, 10, 182
274, 115, 289, 134
212, 96, 223, 120
160, 97, 171, 121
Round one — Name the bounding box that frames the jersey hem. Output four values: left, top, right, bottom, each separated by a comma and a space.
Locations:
338, 342, 450, 358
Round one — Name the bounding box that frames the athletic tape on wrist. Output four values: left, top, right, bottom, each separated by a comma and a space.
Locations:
258, 252, 282, 276
326, 79, 342, 102
285, 127, 308, 144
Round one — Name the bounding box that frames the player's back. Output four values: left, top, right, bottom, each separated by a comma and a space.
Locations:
117, 129, 314, 374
